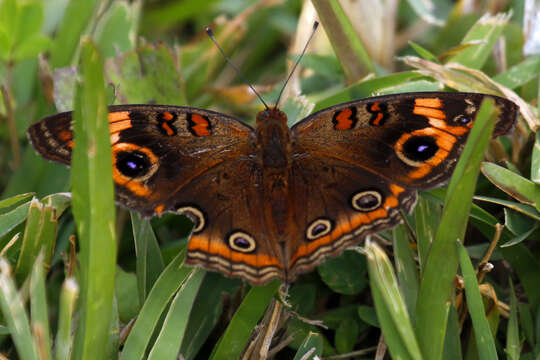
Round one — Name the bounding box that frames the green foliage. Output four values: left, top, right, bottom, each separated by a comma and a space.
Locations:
0, 0, 539, 358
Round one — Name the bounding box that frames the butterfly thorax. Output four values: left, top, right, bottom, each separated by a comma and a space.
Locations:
255, 108, 295, 240
255, 108, 291, 170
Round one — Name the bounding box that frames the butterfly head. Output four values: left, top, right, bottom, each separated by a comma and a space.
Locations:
256, 108, 288, 126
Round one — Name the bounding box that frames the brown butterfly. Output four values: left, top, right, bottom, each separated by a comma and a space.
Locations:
27, 90, 518, 284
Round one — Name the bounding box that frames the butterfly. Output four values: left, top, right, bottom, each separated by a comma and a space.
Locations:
27, 91, 518, 284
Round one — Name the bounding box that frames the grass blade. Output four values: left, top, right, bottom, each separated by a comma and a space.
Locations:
506, 279, 520, 359
120, 250, 192, 360
209, 280, 281, 360
55, 278, 79, 360
311, 0, 374, 83
415, 98, 497, 360
293, 332, 323, 360
365, 242, 423, 360
147, 268, 205, 360
0, 258, 39, 360
70, 39, 117, 360
30, 253, 52, 360
456, 242, 497, 359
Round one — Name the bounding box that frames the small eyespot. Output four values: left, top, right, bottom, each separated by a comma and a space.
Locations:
306, 218, 334, 240
177, 205, 206, 233
402, 136, 438, 162
454, 114, 471, 125
351, 190, 383, 212
228, 231, 256, 253
116, 151, 151, 178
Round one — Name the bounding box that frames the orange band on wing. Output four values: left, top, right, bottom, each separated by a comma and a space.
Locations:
188, 235, 281, 268
415, 98, 443, 108
334, 108, 355, 130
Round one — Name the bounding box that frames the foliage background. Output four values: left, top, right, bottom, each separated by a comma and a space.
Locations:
0, 0, 539, 359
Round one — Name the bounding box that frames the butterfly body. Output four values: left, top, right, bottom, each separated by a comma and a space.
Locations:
28, 92, 518, 284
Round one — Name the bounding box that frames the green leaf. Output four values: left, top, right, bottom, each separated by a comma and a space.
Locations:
147, 269, 205, 360
446, 13, 510, 69
94, 1, 137, 58
30, 253, 52, 360
0, 198, 32, 238
0, 193, 34, 210
456, 242, 497, 360
120, 250, 192, 360
357, 305, 379, 327
55, 278, 79, 360
317, 250, 367, 295
493, 55, 540, 89
474, 196, 540, 222
409, 41, 439, 62
393, 224, 419, 323
71, 39, 117, 360
335, 318, 359, 353
209, 281, 281, 360
506, 279, 521, 360
311, 0, 374, 82
532, 132, 540, 185
442, 306, 462, 360
293, 332, 323, 360
131, 212, 164, 304
12, 34, 51, 62
0, 259, 39, 360
366, 242, 423, 360
481, 162, 540, 208
405, 0, 446, 25
416, 98, 497, 360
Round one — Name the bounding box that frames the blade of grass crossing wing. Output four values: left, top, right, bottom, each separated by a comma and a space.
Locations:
311, 0, 374, 82
120, 250, 191, 360
365, 242, 422, 360
456, 242, 497, 359
415, 99, 497, 360
147, 269, 205, 360
209, 281, 281, 360
70, 40, 117, 360
30, 253, 52, 360
414, 195, 441, 272
0, 259, 39, 360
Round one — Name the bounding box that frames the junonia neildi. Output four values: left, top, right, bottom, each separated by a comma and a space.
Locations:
27, 91, 518, 284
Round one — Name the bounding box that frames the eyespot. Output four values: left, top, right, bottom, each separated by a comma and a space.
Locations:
177, 205, 206, 233
228, 231, 256, 253
115, 151, 151, 178
306, 218, 334, 240
351, 190, 383, 212
401, 136, 438, 162
453, 114, 471, 125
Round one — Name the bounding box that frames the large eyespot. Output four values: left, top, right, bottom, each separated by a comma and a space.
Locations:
401, 136, 438, 162
116, 151, 151, 178
228, 231, 256, 253
177, 205, 206, 233
306, 218, 334, 240
351, 190, 383, 212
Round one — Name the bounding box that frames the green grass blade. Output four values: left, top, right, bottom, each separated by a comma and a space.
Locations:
30, 253, 51, 360
0, 258, 39, 360
415, 99, 497, 360
393, 224, 419, 323
365, 242, 423, 360
0, 193, 34, 209
131, 211, 164, 304
147, 268, 205, 360
0, 198, 32, 238
311, 0, 375, 83
506, 278, 520, 359
481, 162, 539, 207
209, 280, 281, 360
442, 306, 463, 360
293, 332, 323, 360
120, 250, 191, 360
456, 242, 497, 360
70, 39, 117, 360
49, 0, 101, 68
446, 13, 510, 69
55, 278, 79, 360
414, 195, 441, 271
492, 55, 540, 90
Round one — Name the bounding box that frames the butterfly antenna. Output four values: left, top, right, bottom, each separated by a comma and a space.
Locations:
206, 27, 269, 110
274, 21, 319, 109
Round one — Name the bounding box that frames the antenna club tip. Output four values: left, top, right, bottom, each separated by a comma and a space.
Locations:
313, 21, 319, 29
205, 27, 214, 36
